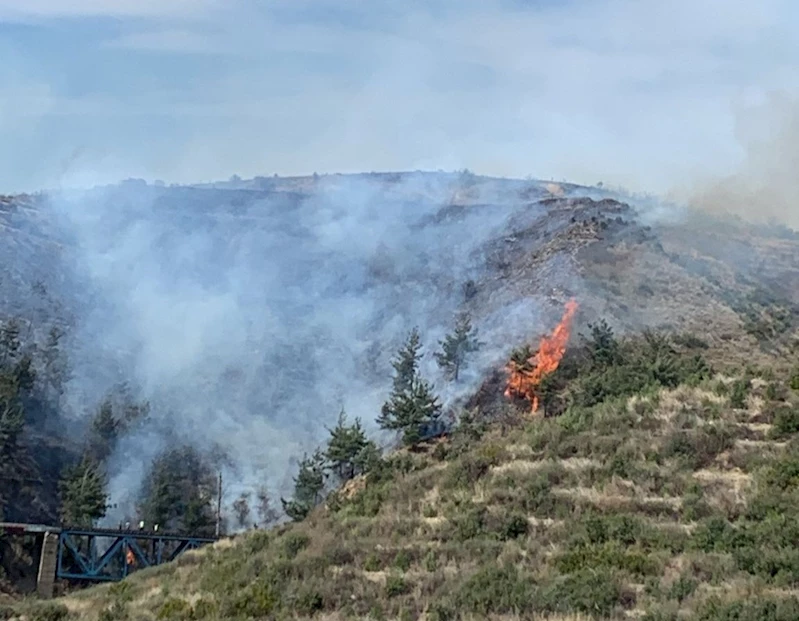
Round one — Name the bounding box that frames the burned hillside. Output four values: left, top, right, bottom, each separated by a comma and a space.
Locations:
1, 172, 799, 604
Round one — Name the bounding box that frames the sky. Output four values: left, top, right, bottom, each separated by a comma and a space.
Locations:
1, 0, 798, 193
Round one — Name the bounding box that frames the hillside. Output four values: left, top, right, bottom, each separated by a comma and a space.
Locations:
14, 326, 799, 621
2, 172, 799, 618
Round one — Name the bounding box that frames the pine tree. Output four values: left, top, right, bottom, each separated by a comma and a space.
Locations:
391, 327, 422, 393
435, 312, 481, 381
379, 377, 442, 446
86, 400, 119, 464
138, 446, 217, 535
59, 458, 108, 527
379, 329, 443, 446
281, 450, 326, 522
325, 410, 368, 482
232, 492, 251, 529
41, 326, 70, 407
255, 486, 279, 527
353, 440, 382, 475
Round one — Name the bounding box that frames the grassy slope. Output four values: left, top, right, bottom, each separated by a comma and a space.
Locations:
15, 353, 799, 621
6, 187, 799, 620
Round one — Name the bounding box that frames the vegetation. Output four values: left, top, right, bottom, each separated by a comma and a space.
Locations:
3, 183, 799, 618
20, 316, 799, 621
435, 311, 481, 382
378, 327, 443, 445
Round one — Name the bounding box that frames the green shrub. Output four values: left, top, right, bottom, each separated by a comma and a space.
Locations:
772, 407, 799, 438
293, 586, 324, 615
157, 598, 192, 620
423, 549, 438, 572
667, 574, 697, 603
547, 568, 624, 617
280, 531, 311, 559
729, 379, 749, 408
393, 550, 412, 572
364, 553, 382, 571
662, 425, 734, 470
444, 445, 503, 489
452, 564, 536, 615
220, 581, 280, 618
385, 575, 409, 597
493, 512, 529, 541
452, 504, 487, 541
696, 595, 799, 620
26, 603, 71, 621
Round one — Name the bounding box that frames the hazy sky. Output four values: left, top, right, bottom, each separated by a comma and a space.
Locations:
1, 0, 798, 193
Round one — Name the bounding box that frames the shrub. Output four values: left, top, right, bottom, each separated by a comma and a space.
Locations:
667, 574, 697, 603
444, 445, 503, 489
26, 604, 71, 621
157, 598, 192, 620
452, 564, 536, 615
293, 586, 324, 615
393, 550, 412, 572
453, 504, 487, 541
220, 581, 280, 618
772, 407, 799, 438
547, 568, 624, 617
385, 575, 409, 597
662, 425, 734, 470
494, 512, 529, 541
281, 531, 310, 559
729, 379, 749, 408
696, 595, 799, 621
363, 553, 382, 572
690, 517, 739, 553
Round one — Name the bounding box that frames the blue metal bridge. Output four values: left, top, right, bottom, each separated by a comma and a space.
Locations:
56, 526, 217, 582
0, 522, 217, 592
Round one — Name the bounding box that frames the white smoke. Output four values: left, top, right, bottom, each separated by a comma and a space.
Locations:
43, 172, 565, 522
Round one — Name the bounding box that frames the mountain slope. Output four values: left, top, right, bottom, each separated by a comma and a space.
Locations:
2, 172, 799, 618
22, 338, 799, 621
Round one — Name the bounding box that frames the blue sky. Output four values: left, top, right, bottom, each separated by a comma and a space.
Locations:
0, 0, 798, 193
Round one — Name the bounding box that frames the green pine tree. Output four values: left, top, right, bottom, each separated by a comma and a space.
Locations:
86, 400, 119, 464
281, 450, 326, 522
391, 327, 422, 393
41, 325, 70, 407
435, 312, 481, 381
58, 458, 108, 527
255, 486, 279, 527
232, 492, 251, 529
138, 446, 217, 535
379, 330, 443, 446
325, 410, 368, 482
378, 377, 442, 446
353, 439, 382, 475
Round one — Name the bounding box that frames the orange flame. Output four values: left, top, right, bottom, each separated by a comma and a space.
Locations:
504, 299, 579, 412
126, 548, 135, 566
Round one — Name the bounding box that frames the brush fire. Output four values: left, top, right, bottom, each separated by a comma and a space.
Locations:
504, 299, 579, 413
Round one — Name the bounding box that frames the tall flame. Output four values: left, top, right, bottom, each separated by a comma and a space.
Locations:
504, 299, 579, 412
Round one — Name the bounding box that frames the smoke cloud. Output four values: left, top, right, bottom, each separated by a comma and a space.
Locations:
682, 92, 799, 229
43, 173, 564, 521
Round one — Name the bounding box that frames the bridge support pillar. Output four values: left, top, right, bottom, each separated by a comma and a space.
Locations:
36, 531, 58, 599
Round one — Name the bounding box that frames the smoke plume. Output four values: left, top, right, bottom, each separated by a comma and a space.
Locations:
684, 92, 799, 229
43, 172, 568, 522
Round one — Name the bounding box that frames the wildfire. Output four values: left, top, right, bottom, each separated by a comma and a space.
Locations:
504, 299, 579, 412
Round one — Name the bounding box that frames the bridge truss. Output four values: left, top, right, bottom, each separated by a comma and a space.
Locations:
56, 527, 217, 582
